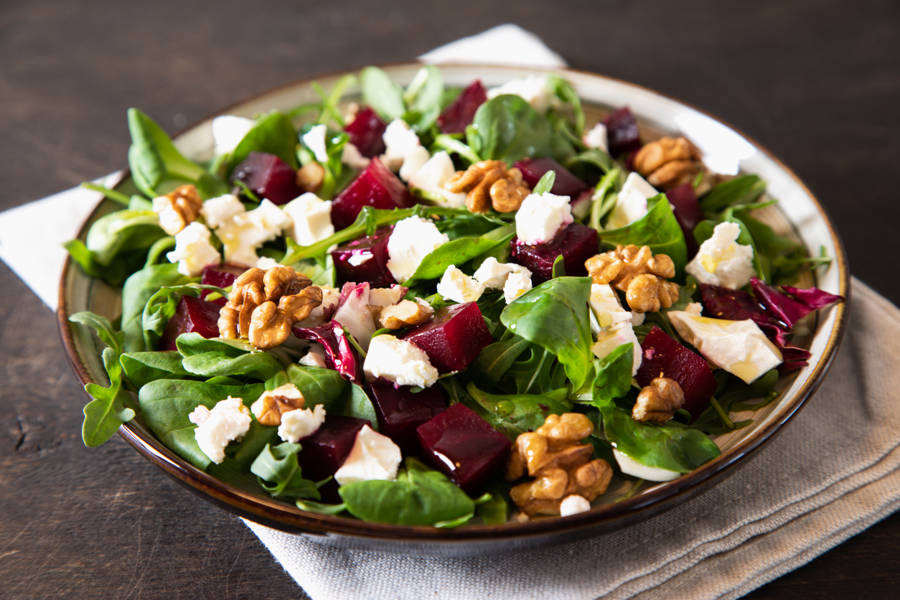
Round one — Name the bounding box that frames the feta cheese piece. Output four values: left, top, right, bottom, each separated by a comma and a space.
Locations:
398, 146, 431, 182
605, 172, 658, 230
668, 310, 783, 383
386, 216, 449, 282
685, 222, 756, 289
381, 119, 421, 171
296, 285, 340, 327
283, 192, 335, 246
368, 285, 408, 308
334, 424, 402, 485
436, 265, 485, 303
239, 198, 291, 242
341, 142, 370, 170
363, 334, 439, 388
333, 283, 376, 350
201, 194, 245, 229
166, 222, 221, 276
255, 256, 279, 270
583, 122, 608, 152
515, 191, 574, 245
301, 124, 329, 163
503, 266, 532, 303
188, 396, 251, 464
278, 404, 327, 443
407, 151, 467, 208
152, 195, 188, 235
473, 257, 515, 289
211, 115, 255, 156
613, 448, 681, 482
217, 199, 290, 266
559, 494, 592, 516
487, 75, 553, 112
298, 348, 328, 368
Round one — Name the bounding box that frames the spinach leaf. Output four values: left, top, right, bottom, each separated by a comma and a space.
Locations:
339, 458, 476, 526
565, 148, 614, 178
360, 66, 405, 121
699, 175, 765, 217
403, 65, 444, 131
250, 442, 320, 500
282, 364, 348, 411
228, 110, 299, 173
467, 95, 561, 164
600, 195, 688, 274
500, 276, 593, 390
140, 283, 227, 349
121, 263, 193, 352
120, 351, 192, 387
84, 209, 166, 266
177, 334, 283, 381
476, 485, 509, 525
473, 335, 531, 385
406, 224, 514, 283
587, 343, 635, 408
342, 383, 379, 429
464, 382, 571, 439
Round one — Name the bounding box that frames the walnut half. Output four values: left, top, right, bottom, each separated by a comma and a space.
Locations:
633, 136, 703, 190
585, 245, 679, 313
632, 377, 685, 423
152, 184, 203, 235
444, 160, 531, 213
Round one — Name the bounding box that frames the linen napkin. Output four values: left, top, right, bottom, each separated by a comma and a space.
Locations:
2, 23, 898, 600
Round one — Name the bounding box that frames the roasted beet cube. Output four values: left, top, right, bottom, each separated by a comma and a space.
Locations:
603, 107, 641, 157
437, 80, 487, 134
636, 326, 716, 418
331, 158, 412, 230
231, 152, 302, 206
331, 226, 396, 287
298, 415, 368, 501
514, 157, 588, 197
344, 107, 387, 158
510, 222, 598, 282
416, 403, 511, 494
404, 302, 493, 373
665, 183, 703, 257
368, 382, 448, 453
160, 296, 221, 351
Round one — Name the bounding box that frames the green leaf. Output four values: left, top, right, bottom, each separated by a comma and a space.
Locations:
181, 349, 283, 381
361, 66, 406, 121
589, 168, 623, 230
251, 442, 320, 500
473, 335, 531, 385
69, 311, 122, 354
588, 343, 635, 408
532, 171, 556, 196
546, 74, 584, 134
699, 175, 766, 216
282, 364, 348, 412
121, 263, 193, 352
341, 383, 378, 429
500, 276, 593, 390
475, 486, 509, 525
600, 195, 688, 274
406, 225, 514, 283
120, 351, 192, 387
228, 111, 299, 172
84, 209, 166, 266
464, 382, 571, 439
81, 346, 135, 447
467, 95, 565, 164
404, 65, 444, 131
140, 283, 226, 349
295, 499, 347, 515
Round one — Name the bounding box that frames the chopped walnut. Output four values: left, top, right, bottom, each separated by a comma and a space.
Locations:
251, 383, 306, 426
444, 160, 531, 213
377, 299, 434, 329
632, 377, 685, 423
218, 265, 322, 349
585, 245, 679, 313
507, 412, 612, 517
633, 136, 704, 190
296, 162, 325, 193
152, 184, 204, 235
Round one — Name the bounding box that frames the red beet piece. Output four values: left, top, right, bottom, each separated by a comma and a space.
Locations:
603, 107, 641, 157
344, 107, 387, 158
331, 158, 412, 230
231, 152, 302, 206
437, 80, 487, 134
299, 415, 369, 500
160, 296, 221, 351
331, 226, 396, 287
514, 157, 588, 197
368, 382, 448, 453
510, 222, 598, 282
293, 321, 359, 381
404, 302, 493, 373
636, 326, 716, 418
200, 263, 246, 303
665, 183, 703, 257
416, 403, 511, 494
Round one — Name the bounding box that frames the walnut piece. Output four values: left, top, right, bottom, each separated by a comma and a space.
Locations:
296, 162, 325, 193
633, 136, 704, 190
632, 377, 685, 423
252, 383, 306, 426
507, 412, 612, 517
377, 299, 434, 329
444, 160, 531, 213
218, 265, 322, 349
585, 245, 679, 313
152, 184, 203, 235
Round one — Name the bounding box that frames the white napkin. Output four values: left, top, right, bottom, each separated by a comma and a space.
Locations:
2, 23, 898, 600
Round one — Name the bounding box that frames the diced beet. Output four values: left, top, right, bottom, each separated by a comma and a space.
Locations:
368, 382, 448, 453
404, 302, 493, 373
331, 158, 412, 230
344, 107, 387, 158
665, 183, 703, 257
200, 263, 246, 303
416, 403, 511, 494
510, 222, 598, 282
160, 296, 221, 351
603, 107, 641, 157
231, 152, 302, 206
293, 321, 359, 381
331, 226, 396, 287
636, 326, 716, 418
514, 157, 588, 197
299, 415, 369, 501
437, 80, 488, 134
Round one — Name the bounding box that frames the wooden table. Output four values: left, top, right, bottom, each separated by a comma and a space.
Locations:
2, 1, 898, 597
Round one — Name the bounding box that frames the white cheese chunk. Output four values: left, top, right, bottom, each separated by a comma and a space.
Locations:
152, 195, 188, 235
211, 115, 255, 156
515, 191, 574, 244
278, 404, 327, 443
668, 311, 783, 383
407, 151, 467, 208
381, 119, 421, 171
298, 348, 328, 368
255, 256, 279, 270
605, 172, 657, 230
301, 124, 329, 163
613, 449, 681, 482
473, 257, 514, 289
436, 265, 485, 303
591, 322, 642, 376
685, 222, 756, 289
216, 199, 290, 266
188, 396, 251, 464
487, 75, 553, 112
201, 194, 245, 229
341, 142, 370, 170
559, 494, 592, 516
363, 334, 439, 388
398, 146, 431, 182
588, 284, 634, 333
386, 216, 449, 282
251, 383, 303, 422
334, 425, 402, 485
583, 122, 609, 152
283, 192, 335, 246
503, 267, 533, 303
166, 222, 221, 276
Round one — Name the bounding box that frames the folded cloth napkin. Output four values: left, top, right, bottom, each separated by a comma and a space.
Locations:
2, 23, 898, 600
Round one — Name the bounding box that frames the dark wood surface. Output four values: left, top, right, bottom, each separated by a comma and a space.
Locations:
2, 1, 898, 598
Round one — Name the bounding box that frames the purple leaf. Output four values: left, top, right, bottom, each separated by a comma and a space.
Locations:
293, 321, 359, 381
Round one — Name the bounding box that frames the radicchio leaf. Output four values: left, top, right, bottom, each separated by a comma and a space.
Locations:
293, 321, 359, 381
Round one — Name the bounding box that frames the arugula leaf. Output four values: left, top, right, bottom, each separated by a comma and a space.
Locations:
228, 110, 299, 173
500, 277, 593, 390
600, 195, 688, 274
589, 168, 623, 230
699, 175, 766, 216
432, 133, 481, 165
250, 442, 320, 500
546, 74, 584, 134
473, 335, 531, 386
140, 283, 227, 350
464, 382, 571, 439
531, 171, 556, 196
69, 311, 123, 354
361, 66, 405, 121
467, 95, 567, 164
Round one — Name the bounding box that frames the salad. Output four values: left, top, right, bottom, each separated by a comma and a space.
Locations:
66, 65, 842, 527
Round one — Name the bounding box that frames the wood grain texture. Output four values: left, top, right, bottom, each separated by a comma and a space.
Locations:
0, 0, 897, 598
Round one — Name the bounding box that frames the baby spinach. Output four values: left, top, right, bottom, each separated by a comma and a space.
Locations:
338, 458, 476, 527
500, 276, 594, 390
140, 283, 227, 350
176, 333, 283, 381
473, 335, 531, 386
250, 442, 320, 500
406, 224, 514, 283
361, 66, 406, 122
465, 382, 571, 439
282, 364, 348, 412
587, 343, 635, 408
121, 263, 193, 352
120, 350, 192, 387
84, 209, 166, 266
467, 95, 567, 164
228, 110, 299, 173
600, 195, 688, 274
699, 175, 766, 217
